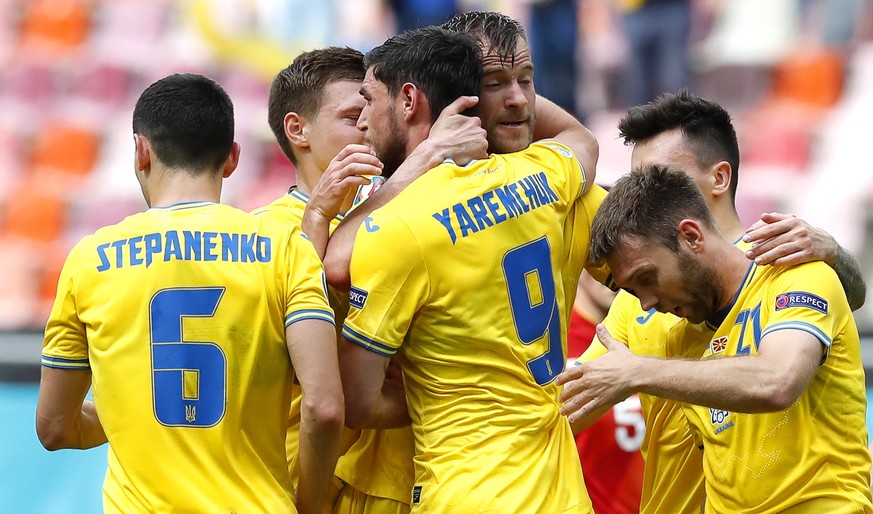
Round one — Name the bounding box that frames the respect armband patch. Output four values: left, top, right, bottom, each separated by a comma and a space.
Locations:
349, 286, 368, 309
774, 291, 828, 314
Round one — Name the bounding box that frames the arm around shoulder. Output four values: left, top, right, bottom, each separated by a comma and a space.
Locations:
533, 95, 598, 191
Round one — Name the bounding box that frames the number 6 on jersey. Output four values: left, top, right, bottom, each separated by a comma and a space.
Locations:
150, 287, 227, 427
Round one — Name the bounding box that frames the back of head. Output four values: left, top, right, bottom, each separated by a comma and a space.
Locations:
442, 10, 527, 61
618, 89, 741, 201
268, 47, 365, 165
365, 26, 481, 123
132, 73, 235, 174
589, 164, 717, 264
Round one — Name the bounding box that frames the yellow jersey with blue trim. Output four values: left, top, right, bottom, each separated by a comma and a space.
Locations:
579, 289, 705, 514
561, 184, 614, 315
577, 238, 754, 514
344, 142, 593, 513
253, 187, 413, 505
42, 201, 334, 513
675, 261, 872, 513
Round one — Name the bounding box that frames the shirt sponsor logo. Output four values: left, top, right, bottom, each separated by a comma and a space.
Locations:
775, 291, 828, 314
710, 336, 728, 354
412, 486, 422, 504
349, 287, 368, 309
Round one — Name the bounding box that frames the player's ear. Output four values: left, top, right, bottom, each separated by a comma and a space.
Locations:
222, 142, 241, 178
134, 133, 151, 174
284, 112, 309, 149
678, 219, 705, 253
401, 82, 428, 122
711, 161, 732, 198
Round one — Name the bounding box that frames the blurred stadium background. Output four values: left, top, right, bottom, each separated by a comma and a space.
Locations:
1, 0, 871, 511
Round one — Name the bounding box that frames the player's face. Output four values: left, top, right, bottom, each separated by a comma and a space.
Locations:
608, 236, 723, 324
631, 129, 713, 199
475, 37, 537, 154
307, 79, 366, 172
357, 68, 408, 177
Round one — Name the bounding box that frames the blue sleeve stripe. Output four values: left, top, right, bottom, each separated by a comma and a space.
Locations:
341, 325, 396, 357
762, 321, 832, 348
285, 309, 335, 327
41, 355, 90, 370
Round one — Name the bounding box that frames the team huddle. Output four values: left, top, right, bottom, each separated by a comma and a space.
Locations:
34, 10, 873, 514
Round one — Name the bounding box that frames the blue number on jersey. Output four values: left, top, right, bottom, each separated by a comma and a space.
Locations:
503, 237, 564, 385
150, 287, 227, 427
734, 303, 762, 355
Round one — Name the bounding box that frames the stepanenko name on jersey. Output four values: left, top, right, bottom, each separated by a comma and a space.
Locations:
96, 230, 272, 271
432, 171, 559, 244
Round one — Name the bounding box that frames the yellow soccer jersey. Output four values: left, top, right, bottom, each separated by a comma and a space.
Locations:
254, 187, 413, 505
674, 261, 872, 513
344, 142, 592, 513
42, 201, 334, 513
561, 184, 614, 313
577, 238, 754, 514
579, 290, 705, 514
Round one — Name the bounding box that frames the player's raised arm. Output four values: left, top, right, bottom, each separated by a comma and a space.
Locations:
301, 144, 383, 260
533, 95, 598, 192
320, 95, 486, 291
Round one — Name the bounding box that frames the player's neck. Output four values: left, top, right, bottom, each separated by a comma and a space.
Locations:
715, 242, 755, 310
713, 204, 746, 243
145, 167, 222, 208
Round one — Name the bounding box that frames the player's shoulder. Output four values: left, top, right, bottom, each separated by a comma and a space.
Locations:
758, 260, 838, 287
250, 192, 306, 225
86, 210, 148, 244
529, 140, 576, 159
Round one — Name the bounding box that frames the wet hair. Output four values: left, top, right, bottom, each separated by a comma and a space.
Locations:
589, 164, 718, 264
618, 89, 741, 202
133, 73, 234, 173
267, 47, 365, 165
442, 10, 527, 65
365, 26, 481, 122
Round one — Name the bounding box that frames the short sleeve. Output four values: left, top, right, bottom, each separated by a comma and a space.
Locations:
42, 241, 89, 369
532, 142, 585, 201
761, 263, 848, 356
342, 211, 428, 357
283, 227, 334, 327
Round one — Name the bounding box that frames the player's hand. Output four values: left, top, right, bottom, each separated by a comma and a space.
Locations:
427, 95, 488, 166
307, 144, 383, 222
556, 324, 635, 425
743, 212, 838, 267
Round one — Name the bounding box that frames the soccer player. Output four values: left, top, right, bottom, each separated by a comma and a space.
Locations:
35, 74, 344, 513
260, 48, 488, 514
256, 47, 386, 512
316, 11, 601, 293
338, 26, 594, 513
564, 163, 873, 513
561, 89, 868, 514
